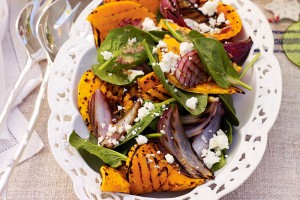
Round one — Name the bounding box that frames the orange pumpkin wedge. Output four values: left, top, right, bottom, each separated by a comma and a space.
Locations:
205, 2, 242, 40
104, 0, 161, 14
87, 1, 156, 42
166, 73, 244, 94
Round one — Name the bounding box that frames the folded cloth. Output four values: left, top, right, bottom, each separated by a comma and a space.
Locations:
0, 0, 44, 173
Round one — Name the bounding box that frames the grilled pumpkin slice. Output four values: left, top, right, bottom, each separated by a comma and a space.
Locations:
126, 143, 205, 195
87, 1, 156, 42
100, 165, 130, 193
104, 0, 161, 14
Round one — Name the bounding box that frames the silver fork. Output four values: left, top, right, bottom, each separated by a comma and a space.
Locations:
0, 1, 80, 199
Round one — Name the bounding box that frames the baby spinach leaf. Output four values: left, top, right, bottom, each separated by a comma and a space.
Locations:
211, 153, 226, 172
142, 40, 208, 115
191, 37, 252, 90
69, 131, 127, 168
92, 26, 154, 85
187, 30, 205, 42
118, 98, 176, 146
219, 94, 239, 126
222, 119, 233, 145
162, 19, 188, 42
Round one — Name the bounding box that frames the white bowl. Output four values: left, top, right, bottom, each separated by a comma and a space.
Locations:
47, 0, 282, 199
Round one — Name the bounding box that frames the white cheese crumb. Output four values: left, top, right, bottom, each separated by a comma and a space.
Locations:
108, 124, 117, 133
217, 13, 226, 25
174, 88, 178, 93
198, 0, 220, 16
124, 123, 132, 132
186, 97, 198, 110
208, 129, 229, 150
165, 153, 175, 164
98, 136, 104, 144
159, 51, 180, 73
135, 135, 148, 145
180, 42, 194, 56
135, 107, 150, 122
100, 51, 113, 60
127, 37, 137, 46
160, 130, 165, 134
201, 149, 221, 168
153, 40, 168, 54
101, 123, 106, 128
108, 73, 113, 76
157, 151, 161, 154
144, 102, 155, 111
127, 69, 144, 81
111, 139, 119, 146
142, 17, 159, 31
198, 23, 211, 33
119, 135, 125, 141
117, 105, 124, 111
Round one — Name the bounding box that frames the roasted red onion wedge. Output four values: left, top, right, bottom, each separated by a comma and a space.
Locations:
88, 89, 112, 138
184, 97, 219, 138
192, 99, 224, 158
119, 18, 142, 28
100, 100, 141, 148
176, 0, 208, 24
160, 0, 188, 27
158, 105, 214, 180
175, 50, 210, 88
223, 37, 253, 66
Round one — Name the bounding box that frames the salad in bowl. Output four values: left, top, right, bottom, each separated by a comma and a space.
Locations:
69, 0, 259, 196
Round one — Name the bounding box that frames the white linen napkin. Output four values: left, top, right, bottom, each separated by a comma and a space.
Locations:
0, 0, 44, 173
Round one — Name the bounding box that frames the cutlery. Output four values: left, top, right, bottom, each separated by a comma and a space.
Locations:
0, 1, 80, 199
0, 2, 45, 133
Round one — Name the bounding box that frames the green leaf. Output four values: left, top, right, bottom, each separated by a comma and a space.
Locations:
77, 148, 104, 172
118, 98, 176, 146
69, 131, 127, 168
187, 30, 205, 42
191, 37, 252, 90
149, 30, 169, 40
93, 26, 154, 85
211, 153, 226, 172
162, 19, 188, 42
142, 40, 208, 115
222, 119, 233, 145
219, 94, 239, 126
283, 21, 300, 67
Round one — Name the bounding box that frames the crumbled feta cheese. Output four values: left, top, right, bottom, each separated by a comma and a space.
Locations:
201, 149, 221, 168
209, 17, 217, 26
135, 107, 150, 122
135, 135, 148, 145
198, 0, 219, 16
186, 97, 198, 110
180, 42, 194, 56
153, 40, 168, 54
108, 73, 113, 76
148, 159, 153, 163
100, 51, 113, 60
174, 88, 178, 93
117, 105, 124, 111
201, 135, 208, 143
160, 130, 165, 134
208, 129, 229, 150
198, 23, 211, 33
157, 150, 161, 154
144, 102, 155, 111
142, 17, 159, 31
217, 13, 226, 25
128, 37, 137, 46
154, 165, 160, 169
124, 123, 132, 132
101, 123, 106, 128
111, 139, 119, 146
98, 136, 104, 144
108, 124, 117, 133
165, 153, 175, 164
119, 135, 125, 141
127, 69, 144, 81
159, 51, 180, 73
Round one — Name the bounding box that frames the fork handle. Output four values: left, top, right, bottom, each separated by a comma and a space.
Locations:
0, 57, 35, 132
0, 61, 52, 196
